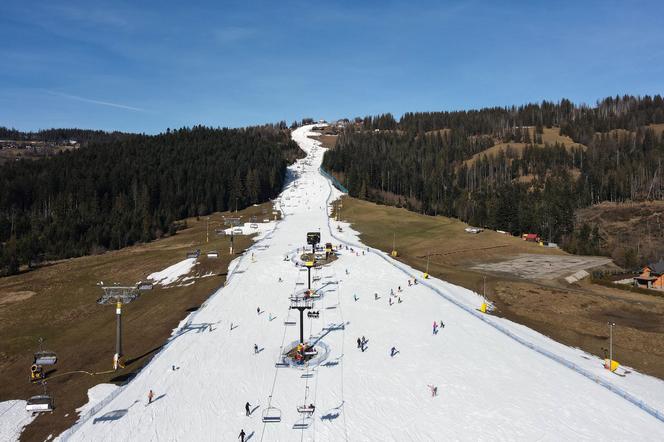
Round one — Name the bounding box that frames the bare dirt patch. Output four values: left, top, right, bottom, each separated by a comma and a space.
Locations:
472, 254, 612, 280
0, 291, 36, 306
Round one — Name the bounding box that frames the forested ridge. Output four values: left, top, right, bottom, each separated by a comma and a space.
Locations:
0, 124, 300, 275
0, 126, 136, 146
323, 95, 664, 264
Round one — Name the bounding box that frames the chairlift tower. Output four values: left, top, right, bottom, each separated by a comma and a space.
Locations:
223, 216, 242, 255
97, 285, 139, 370
290, 295, 313, 345
306, 260, 314, 290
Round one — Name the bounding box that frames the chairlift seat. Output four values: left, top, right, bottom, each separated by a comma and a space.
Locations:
34, 351, 57, 366
292, 416, 313, 429
297, 405, 315, 414
26, 395, 54, 412
262, 407, 282, 423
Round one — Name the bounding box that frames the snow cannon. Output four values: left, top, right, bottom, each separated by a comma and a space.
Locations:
30, 364, 44, 382
604, 359, 620, 372
423, 272, 429, 279
480, 302, 487, 313
391, 250, 398, 257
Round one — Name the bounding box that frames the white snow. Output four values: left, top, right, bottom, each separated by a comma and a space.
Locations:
75, 384, 119, 418
0, 400, 36, 442
55, 124, 664, 441
147, 258, 196, 286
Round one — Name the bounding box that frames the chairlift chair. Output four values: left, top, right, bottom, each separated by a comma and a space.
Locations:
297, 404, 316, 414
33, 337, 57, 366
33, 351, 57, 366
292, 415, 313, 429
303, 348, 318, 356
25, 394, 54, 413
262, 406, 282, 423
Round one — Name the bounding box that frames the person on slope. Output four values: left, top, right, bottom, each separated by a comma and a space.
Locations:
239, 429, 246, 442
148, 389, 154, 404
254, 344, 259, 354
433, 321, 438, 335
245, 401, 251, 416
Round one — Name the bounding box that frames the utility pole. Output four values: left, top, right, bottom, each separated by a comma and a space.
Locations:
97, 285, 139, 370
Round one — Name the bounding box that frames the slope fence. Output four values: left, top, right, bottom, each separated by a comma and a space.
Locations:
319, 167, 349, 194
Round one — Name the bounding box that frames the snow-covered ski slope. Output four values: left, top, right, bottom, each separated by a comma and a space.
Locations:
61, 125, 664, 441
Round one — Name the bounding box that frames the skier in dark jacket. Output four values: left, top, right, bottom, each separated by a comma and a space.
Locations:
239, 429, 246, 441
245, 402, 251, 416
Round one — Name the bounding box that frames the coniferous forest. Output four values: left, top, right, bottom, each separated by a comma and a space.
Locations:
0, 124, 299, 275
322, 95, 664, 260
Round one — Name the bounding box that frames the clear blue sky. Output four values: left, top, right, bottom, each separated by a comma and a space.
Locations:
2, 0, 663, 133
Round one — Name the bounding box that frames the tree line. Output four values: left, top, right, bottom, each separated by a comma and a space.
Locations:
0, 124, 300, 275
322, 95, 664, 264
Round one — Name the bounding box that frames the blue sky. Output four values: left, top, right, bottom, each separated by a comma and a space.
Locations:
1, 0, 663, 133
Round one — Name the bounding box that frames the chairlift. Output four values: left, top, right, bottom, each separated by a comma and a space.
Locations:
26, 383, 54, 414
303, 347, 318, 356
33, 351, 57, 366
262, 398, 282, 423
292, 416, 312, 429
297, 404, 316, 414
26, 394, 54, 413
33, 338, 57, 366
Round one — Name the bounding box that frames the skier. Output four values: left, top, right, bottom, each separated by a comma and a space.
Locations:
245, 402, 251, 416
357, 337, 362, 349
353, 294, 358, 301
390, 346, 397, 357
390, 288, 394, 296
408, 279, 412, 287
230, 322, 234, 330
278, 277, 283, 283
389, 298, 393, 306
398, 286, 402, 292
440, 320, 445, 329
414, 278, 418, 285
257, 307, 261, 315
209, 324, 213, 332
433, 321, 438, 335
148, 389, 154, 404
374, 293, 378, 300
254, 344, 258, 354
239, 429, 246, 442
398, 297, 402, 303
345, 268, 349, 275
